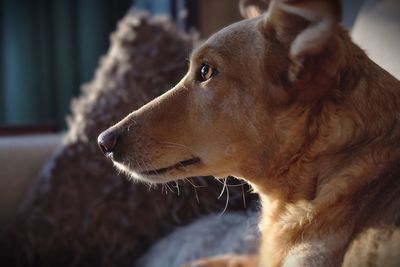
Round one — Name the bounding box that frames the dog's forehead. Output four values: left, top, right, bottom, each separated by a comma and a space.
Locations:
195, 17, 264, 60
209, 18, 260, 43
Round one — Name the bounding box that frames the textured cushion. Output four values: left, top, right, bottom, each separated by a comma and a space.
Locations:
1, 11, 255, 267
138, 211, 260, 267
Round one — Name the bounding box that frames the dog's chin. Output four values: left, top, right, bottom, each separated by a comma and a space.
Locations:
112, 161, 169, 183
112, 158, 202, 184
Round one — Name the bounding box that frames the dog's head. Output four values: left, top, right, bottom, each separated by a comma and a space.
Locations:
98, 0, 345, 186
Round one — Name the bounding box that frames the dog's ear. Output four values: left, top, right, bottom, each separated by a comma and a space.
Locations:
264, 0, 341, 82
240, 0, 270, 19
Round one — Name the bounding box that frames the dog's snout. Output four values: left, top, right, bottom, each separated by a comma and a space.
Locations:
98, 130, 119, 157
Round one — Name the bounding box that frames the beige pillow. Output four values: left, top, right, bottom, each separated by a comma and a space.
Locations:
352, 0, 400, 79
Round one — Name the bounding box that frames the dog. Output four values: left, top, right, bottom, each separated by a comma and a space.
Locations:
98, 0, 400, 266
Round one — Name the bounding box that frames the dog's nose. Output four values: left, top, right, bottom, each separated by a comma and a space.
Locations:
97, 130, 119, 157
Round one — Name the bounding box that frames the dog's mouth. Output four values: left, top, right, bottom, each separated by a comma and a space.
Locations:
140, 157, 202, 176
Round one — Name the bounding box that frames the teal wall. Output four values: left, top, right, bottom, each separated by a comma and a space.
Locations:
0, 0, 131, 127
135, 0, 171, 14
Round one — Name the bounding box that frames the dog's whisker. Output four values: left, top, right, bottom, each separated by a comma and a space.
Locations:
158, 143, 190, 151
157, 141, 200, 156
218, 177, 228, 199
185, 177, 206, 188
165, 183, 174, 193
185, 178, 200, 203
174, 181, 180, 196
177, 161, 188, 172
133, 152, 144, 173
161, 184, 167, 195
215, 177, 247, 187
241, 184, 247, 209
193, 185, 200, 203
164, 184, 170, 194
147, 183, 154, 191
218, 177, 230, 216
140, 159, 151, 174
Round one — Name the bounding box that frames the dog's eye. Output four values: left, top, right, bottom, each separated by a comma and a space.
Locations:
199, 63, 217, 82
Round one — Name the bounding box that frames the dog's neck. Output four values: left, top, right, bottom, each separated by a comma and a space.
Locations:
252, 145, 400, 266
245, 36, 400, 266
250, 110, 400, 266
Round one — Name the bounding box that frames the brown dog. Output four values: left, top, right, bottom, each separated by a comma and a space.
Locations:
98, 0, 400, 266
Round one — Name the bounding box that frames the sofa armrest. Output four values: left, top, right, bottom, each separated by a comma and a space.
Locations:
0, 133, 63, 223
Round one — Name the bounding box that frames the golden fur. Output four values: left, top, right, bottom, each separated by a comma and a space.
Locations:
99, 0, 400, 266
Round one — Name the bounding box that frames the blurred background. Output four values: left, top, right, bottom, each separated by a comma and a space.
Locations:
0, 0, 371, 133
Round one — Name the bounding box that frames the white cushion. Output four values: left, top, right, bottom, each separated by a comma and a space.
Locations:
351, 0, 400, 79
